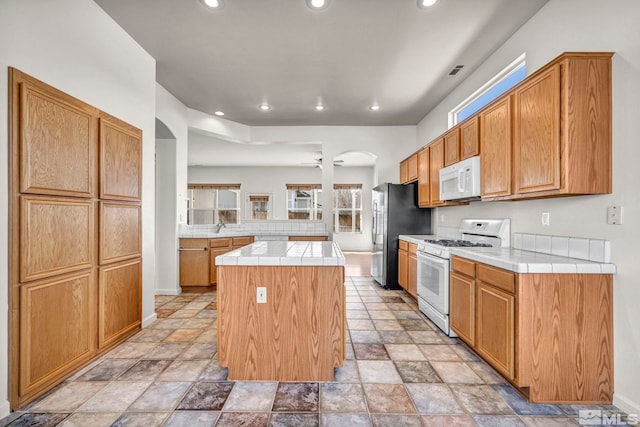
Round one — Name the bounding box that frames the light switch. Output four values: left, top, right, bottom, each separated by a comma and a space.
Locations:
257, 287, 267, 303
541, 212, 550, 226
607, 206, 624, 225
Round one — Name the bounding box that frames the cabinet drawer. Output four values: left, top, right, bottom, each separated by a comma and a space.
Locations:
451, 257, 475, 277
210, 238, 232, 248
232, 236, 253, 247
399, 240, 409, 251
477, 263, 515, 294
408, 243, 417, 256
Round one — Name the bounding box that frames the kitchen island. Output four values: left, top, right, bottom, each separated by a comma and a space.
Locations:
215, 241, 346, 381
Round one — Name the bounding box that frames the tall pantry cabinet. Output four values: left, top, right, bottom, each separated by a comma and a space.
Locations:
9, 69, 143, 408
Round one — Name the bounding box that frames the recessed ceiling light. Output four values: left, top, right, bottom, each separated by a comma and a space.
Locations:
214, 111, 224, 116
417, 0, 437, 8
201, 0, 224, 9
315, 104, 325, 111
258, 103, 272, 111
306, 0, 329, 10
369, 105, 381, 111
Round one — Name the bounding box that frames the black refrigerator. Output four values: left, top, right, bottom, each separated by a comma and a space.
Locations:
371, 182, 432, 289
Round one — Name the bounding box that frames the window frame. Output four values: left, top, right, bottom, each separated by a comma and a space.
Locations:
448, 53, 526, 128
333, 185, 362, 234
286, 187, 322, 221
187, 185, 241, 225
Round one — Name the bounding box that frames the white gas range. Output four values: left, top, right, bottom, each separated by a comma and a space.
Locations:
417, 219, 510, 337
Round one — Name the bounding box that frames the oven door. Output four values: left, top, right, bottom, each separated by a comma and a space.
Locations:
416, 251, 450, 315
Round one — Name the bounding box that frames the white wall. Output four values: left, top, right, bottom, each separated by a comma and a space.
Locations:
0, 0, 156, 416
156, 85, 190, 295
416, 0, 640, 414
189, 166, 374, 251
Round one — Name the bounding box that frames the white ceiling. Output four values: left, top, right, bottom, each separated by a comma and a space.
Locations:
94, 0, 548, 128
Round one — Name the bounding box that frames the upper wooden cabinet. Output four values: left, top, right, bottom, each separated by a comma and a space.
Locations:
443, 128, 460, 166
100, 117, 142, 201
480, 96, 513, 198
511, 53, 612, 199
400, 153, 418, 184
417, 147, 430, 207
428, 139, 444, 206
460, 116, 480, 159
19, 80, 97, 198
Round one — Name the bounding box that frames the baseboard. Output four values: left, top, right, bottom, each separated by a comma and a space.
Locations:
155, 288, 181, 296
0, 399, 10, 420
141, 312, 158, 328
613, 392, 640, 416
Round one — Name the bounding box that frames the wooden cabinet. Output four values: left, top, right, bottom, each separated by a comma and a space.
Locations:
179, 238, 210, 287
450, 257, 476, 346
443, 128, 460, 166
407, 243, 418, 299
10, 69, 143, 408
288, 236, 328, 241
429, 139, 444, 206
480, 96, 513, 198
398, 241, 418, 299
513, 65, 560, 194
98, 259, 141, 349
398, 241, 408, 290
510, 53, 612, 199
460, 116, 480, 159
208, 236, 255, 284
417, 147, 430, 207
400, 153, 418, 184
449, 256, 613, 403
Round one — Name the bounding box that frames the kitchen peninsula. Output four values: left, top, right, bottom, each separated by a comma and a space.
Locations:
216, 241, 346, 381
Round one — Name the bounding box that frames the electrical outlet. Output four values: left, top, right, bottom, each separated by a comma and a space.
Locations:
607, 206, 624, 225
257, 287, 267, 303
541, 212, 550, 226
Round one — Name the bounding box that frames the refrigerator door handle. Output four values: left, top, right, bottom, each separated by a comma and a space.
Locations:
371, 201, 377, 244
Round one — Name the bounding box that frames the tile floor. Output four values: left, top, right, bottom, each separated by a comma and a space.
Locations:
1, 271, 625, 426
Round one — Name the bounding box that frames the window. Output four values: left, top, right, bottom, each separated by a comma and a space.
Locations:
333, 184, 362, 233
187, 184, 241, 224
248, 194, 271, 220
449, 54, 526, 127
286, 184, 322, 220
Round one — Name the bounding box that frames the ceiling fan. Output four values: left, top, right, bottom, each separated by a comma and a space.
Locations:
301, 158, 344, 168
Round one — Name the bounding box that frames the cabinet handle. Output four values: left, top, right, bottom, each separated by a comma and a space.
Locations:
179, 247, 208, 251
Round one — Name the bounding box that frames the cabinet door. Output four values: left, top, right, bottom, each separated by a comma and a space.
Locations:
179, 239, 210, 286
21, 196, 94, 282
476, 282, 515, 379
514, 65, 561, 194
429, 139, 444, 205
99, 202, 141, 265
100, 117, 142, 201
400, 160, 409, 184
98, 259, 141, 349
407, 247, 418, 299
417, 147, 430, 207
19, 270, 95, 396
450, 272, 475, 345
407, 153, 418, 182
210, 247, 230, 284
480, 96, 513, 198
444, 128, 460, 166
460, 116, 480, 159
19, 82, 96, 198
398, 249, 408, 290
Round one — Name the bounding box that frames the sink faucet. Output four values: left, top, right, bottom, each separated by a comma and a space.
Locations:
215, 223, 226, 233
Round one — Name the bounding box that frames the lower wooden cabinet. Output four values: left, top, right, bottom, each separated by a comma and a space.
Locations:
398, 241, 417, 299
179, 238, 210, 287
99, 259, 142, 349
449, 256, 613, 403
18, 270, 95, 399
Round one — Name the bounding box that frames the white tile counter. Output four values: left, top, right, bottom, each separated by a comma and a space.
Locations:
215, 241, 346, 266
398, 234, 436, 245
451, 246, 616, 274
179, 220, 329, 239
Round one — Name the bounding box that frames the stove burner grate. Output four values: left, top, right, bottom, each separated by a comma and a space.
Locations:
423, 239, 492, 248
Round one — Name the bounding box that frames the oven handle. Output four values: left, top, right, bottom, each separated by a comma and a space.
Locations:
417, 251, 450, 268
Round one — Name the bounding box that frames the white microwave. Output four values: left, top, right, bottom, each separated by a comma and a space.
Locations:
439, 155, 481, 201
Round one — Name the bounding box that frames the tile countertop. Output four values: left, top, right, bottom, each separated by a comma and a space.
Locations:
215, 241, 346, 267
398, 235, 436, 245
450, 246, 616, 274
179, 230, 329, 238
